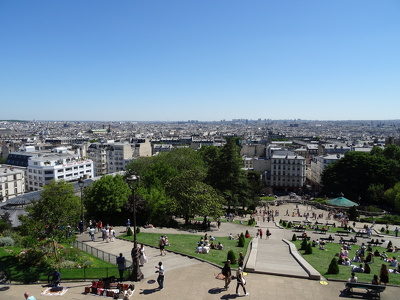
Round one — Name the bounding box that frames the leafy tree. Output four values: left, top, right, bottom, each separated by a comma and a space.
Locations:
384, 182, 400, 212
19, 180, 80, 263
321, 150, 400, 205
366, 183, 385, 205
201, 138, 250, 210
84, 174, 132, 222
166, 170, 224, 224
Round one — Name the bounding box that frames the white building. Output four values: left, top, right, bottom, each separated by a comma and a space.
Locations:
269, 151, 306, 191
0, 166, 25, 202
27, 154, 94, 192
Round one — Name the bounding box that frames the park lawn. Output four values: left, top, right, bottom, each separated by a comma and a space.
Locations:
119, 232, 250, 267
0, 245, 119, 282
292, 241, 400, 286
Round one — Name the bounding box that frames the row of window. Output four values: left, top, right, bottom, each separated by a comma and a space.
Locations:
273, 159, 304, 164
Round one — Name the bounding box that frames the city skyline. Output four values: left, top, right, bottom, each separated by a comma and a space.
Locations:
1, 1, 399, 122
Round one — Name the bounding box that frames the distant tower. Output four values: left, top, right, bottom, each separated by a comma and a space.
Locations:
107, 124, 111, 133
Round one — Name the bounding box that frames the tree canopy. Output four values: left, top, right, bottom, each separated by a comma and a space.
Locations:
83, 174, 132, 222
321, 145, 400, 207
19, 180, 80, 244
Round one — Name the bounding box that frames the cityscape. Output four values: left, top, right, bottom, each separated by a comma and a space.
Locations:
1, 1, 400, 299
1, 118, 400, 206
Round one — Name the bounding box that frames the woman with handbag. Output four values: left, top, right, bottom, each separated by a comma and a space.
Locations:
235, 267, 249, 296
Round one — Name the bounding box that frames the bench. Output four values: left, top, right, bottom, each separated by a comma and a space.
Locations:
292, 220, 302, 224
320, 237, 334, 243
343, 282, 386, 299
325, 223, 336, 227
314, 228, 327, 234
356, 231, 369, 238
341, 239, 356, 245
296, 235, 311, 240
337, 230, 350, 236
293, 227, 306, 232
367, 240, 383, 246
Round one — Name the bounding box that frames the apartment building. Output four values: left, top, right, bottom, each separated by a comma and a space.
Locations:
269, 151, 306, 192
308, 154, 344, 186
0, 166, 25, 202
27, 154, 94, 191
106, 142, 133, 173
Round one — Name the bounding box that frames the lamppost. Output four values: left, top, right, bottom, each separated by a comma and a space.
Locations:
78, 177, 85, 229
127, 174, 143, 282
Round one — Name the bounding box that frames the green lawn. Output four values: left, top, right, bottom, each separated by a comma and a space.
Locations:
292, 240, 400, 286
119, 232, 250, 267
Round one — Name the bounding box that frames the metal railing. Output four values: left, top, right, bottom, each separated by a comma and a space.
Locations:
72, 240, 118, 264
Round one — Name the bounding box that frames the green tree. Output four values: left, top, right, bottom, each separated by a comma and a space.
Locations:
19, 180, 80, 263
321, 150, 400, 205
384, 182, 400, 212
201, 138, 250, 210
84, 174, 132, 222
166, 170, 224, 224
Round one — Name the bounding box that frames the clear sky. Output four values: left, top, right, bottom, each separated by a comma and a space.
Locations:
1, 1, 399, 122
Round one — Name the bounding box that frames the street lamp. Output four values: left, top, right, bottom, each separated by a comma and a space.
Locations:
78, 177, 85, 230
127, 174, 144, 282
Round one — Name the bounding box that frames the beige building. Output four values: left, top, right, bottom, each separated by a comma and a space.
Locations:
0, 166, 25, 202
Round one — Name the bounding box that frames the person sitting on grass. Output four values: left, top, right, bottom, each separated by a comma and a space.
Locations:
351, 264, 364, 273
210, 242, 217, 250
218, 242, 223, 250
371, 274, 379, 285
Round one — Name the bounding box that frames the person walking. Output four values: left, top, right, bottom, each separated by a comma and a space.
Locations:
235, 267, 249, 296
155, 261, 165, 290
159, 236, 166, 256
89, 226, 95, 241
116, 253, 126, 282
237, 252, 244, 269
259, 228, 263, 239
222, 260, 232, 290
24, 292, 36, 300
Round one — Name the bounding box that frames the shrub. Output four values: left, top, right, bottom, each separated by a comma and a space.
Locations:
282, 221, 287, 227
287, 222, 292, 229
127, 227, 133, 236
305, 243, 313, 254
136, 227, 140, 234
0, 236, 15, 246
292, 234, 297, 242
227, 250, 236, 264
300, 238, 308, 250
18, 249, 46, 267
238, 234, 245, 247
21, 235, 38, 248
327, 257, 339, 274
381, 227, 385, 233
60, 260, 77, 268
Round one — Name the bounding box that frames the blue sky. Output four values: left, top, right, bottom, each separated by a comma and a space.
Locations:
1, 1, 399, 122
